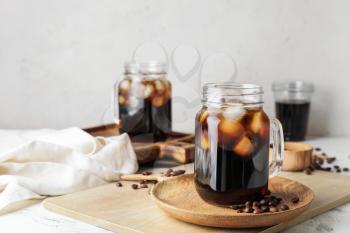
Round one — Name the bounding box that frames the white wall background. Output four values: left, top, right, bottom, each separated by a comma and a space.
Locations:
0, 0, 349, 136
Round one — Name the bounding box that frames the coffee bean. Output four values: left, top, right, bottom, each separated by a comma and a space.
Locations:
116, 182, 122, 187
164, 173, 171, 177
269, 207, 278, 212
276, 197, 282, 202
164, 169, 173, 176
291, 197, 299, 204
237, 209, 243, 213
321, 152, 327, 156
313, 163, 321, 169
260, 205, 269, 212
326, 157, 336, 164
142, 171, 152, 176
308, 165, 315, 171
260, 199, 267, 205
243, 207, 253, 213
252, 201, 260, 207
131, 184, 138, 189
324, 167, 332, 172
245, 201, 252, 207
253, 208, 263, 214
139, 180, 146, 184
150, 180, 158, 184
140, 184, 148, 188
336, 169, 341, 173
172, 170, 186, 176
316, 157, 324, 165
343, 167, 349, 172
269, 200, 278, 206
315, 147, 322, 151
334, 165, 340, 169
280, 204, 289, 211
304, 168, 312, 175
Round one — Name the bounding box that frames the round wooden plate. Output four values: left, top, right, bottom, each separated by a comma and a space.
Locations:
151, 174, 314, 228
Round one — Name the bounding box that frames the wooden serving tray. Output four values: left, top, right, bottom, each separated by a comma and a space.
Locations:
44, 163, 350, 233
84, 124, 194, 164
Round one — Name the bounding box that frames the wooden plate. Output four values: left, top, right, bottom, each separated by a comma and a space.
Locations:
151, 174, 314, 228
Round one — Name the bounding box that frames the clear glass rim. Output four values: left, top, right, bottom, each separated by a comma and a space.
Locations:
272, 80, 314, 93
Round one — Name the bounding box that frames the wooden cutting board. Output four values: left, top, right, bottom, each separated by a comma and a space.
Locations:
43, 164, 350, 233
84, 124, 195, 164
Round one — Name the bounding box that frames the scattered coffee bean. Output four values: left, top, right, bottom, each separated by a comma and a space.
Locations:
334, 165, 340, 169
253, 208, 263, 214
252, 201, 260, 207
260, 199, 267, 205
321, 152, 327, 156
280, 204, 289, 211
324, 167, 332, 172
304, 168, 312, 175
269, 199, 278, 206
308, 165, 315, 171
142, 171, 152, 176
276, 197, 282, 202
315, 147, 322, 151
291, 197, 299, 204
336, 169, 341, 173
243, 207, 253, 213
269, 207, 278, 212
326, 157, 336, 164
316, 157, 324, 165
172, 169, 186, 176
116, 182, 122, 187
140, 184, 148, 188
343, 167, 349, 172
139, 180, 146, 184
260, 205, 269, 212
131, 184, 138, 189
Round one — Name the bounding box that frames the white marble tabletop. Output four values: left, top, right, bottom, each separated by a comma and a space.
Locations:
1, 136, 350, 233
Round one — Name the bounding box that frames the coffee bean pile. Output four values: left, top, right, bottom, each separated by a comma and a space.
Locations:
163, 169, 186, 177
230, 195, 299, 214
304, 147, 349, 175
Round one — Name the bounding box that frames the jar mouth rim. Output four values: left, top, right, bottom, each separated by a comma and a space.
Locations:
203, 82, 264, 95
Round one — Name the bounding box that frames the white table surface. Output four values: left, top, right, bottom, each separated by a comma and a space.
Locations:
1, 136, 350, 233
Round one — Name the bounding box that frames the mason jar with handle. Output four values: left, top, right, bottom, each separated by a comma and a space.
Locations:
194, 83, 284, 206
114, 61, 172, 142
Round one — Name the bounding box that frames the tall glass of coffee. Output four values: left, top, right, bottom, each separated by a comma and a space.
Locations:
272, 81, 314, 141
195, 83, 284, 206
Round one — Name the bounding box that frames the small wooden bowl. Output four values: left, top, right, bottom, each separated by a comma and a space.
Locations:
151, 174, 314, 228
282, 142, 313, 171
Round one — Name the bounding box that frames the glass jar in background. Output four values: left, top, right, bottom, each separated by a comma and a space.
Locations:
115, 61, 172, 142
195, 83, 284, 206
272, 81, 314, 141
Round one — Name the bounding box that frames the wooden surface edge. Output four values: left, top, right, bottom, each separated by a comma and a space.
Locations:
42, 199, 141, 233
260, 194, 350, 233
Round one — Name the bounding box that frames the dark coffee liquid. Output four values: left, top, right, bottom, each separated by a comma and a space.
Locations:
195, 109, 270, 205
118, 79, 171, 142
275, 101, 310, 141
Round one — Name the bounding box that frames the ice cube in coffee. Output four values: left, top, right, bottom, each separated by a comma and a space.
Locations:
115, 61, 171, 142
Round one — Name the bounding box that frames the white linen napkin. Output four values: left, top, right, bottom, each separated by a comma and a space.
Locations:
0, 127, 138, 212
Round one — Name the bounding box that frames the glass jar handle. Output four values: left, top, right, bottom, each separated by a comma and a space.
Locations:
269, 118, 284, 177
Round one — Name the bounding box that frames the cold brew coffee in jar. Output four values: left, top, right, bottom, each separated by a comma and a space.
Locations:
195, 83, 284, 206
115, 61, 172, 142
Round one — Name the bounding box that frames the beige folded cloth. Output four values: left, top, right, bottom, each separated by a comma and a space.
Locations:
0, 127, 138, 212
